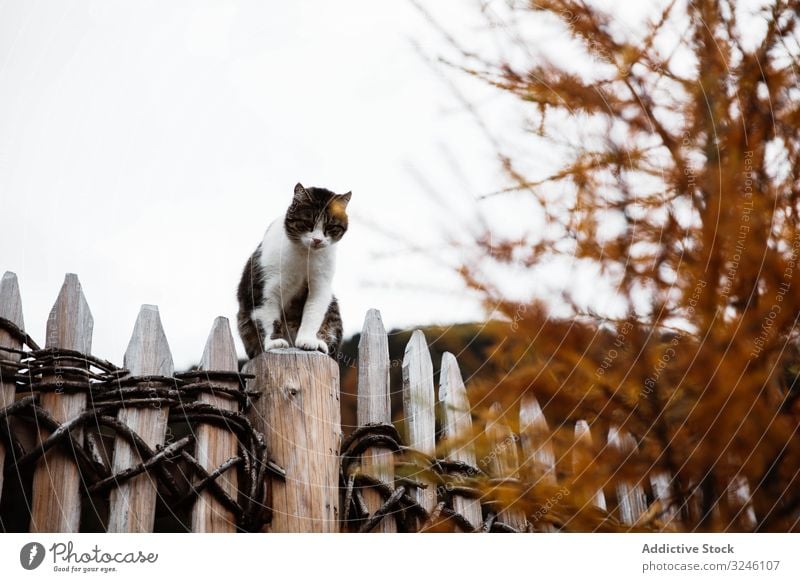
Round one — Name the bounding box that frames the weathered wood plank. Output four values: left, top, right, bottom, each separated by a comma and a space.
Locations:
356, 309, 396, 532
485, 402, 526, 531
727, 474, 757, 530
649, 473, 678, 529
108, 304, 173, 532
519, 395, 556, 486
0, 271, 24, 504
573, 420, 607, 510
607, 425, 647, 526
439, 352, 482, 531
401, 330, 437, 525
30, 273, 93, 532
191, 316, 240, 532
519, 395, 556, 531
246, 348, 341, 532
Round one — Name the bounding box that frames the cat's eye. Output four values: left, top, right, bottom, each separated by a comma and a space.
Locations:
327, 226, 344, 237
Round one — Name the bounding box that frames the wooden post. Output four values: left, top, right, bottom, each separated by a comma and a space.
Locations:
108, 304, 173, 532
191, 317, 240, 532
401, 330, 437, 527
573, 420, 607, 510
608, 425, 647, 525
246, 348, 341, 532
727, 474, 757, 530
519, 395, 556, 486
485, 402, 527, 531
439, 352, 482, 531
519, 395, 556, 531
356, 309, 396, 532
650, 472, 678, 529
30, 273, 93, 532
0, 272, 24, 504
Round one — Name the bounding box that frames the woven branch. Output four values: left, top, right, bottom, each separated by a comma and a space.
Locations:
341, 422, 502, 533
0, 316, 41, 351
0, 346, 278, 532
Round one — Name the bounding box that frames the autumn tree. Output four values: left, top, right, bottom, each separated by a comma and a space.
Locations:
449, 0, 800, 531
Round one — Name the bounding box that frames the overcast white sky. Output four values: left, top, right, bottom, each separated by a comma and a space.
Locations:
0, 0, 675, 368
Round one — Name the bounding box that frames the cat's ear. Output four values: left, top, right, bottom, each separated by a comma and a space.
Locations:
339, 191, 352, 206
294, 183, 311, 201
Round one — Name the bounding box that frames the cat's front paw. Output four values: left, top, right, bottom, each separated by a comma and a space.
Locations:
263, 338, 290, 351
295, 336, 329, 354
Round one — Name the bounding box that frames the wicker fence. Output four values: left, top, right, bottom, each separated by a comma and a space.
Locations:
0, 271, 757, 532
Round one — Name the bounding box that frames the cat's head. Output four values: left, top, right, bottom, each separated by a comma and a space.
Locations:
285, 183, 351, 250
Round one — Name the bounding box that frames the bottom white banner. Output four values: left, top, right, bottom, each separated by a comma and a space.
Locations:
0, 533, 797, 581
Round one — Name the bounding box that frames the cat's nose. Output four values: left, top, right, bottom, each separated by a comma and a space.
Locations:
312, 237, 323, 246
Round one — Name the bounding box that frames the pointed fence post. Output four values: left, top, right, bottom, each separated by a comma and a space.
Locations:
246, 346, 341, 532
519, 395, 557, 531
439, 352, 482, 532
0, 272, 24, 504
30, 274, 93, 532
401, 330, 437, 528
573, 421, 607, 510
650, 472, 678, 529
356, 309, 396, 532
519, 395, 556, 486
727, 474, 757, 530
485, 402, 527, 531
608, 426, 647, 526
107, 304, 174, 532
191, 317, 240, 532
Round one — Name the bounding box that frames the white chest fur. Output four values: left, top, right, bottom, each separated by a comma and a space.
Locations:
258, 218, 336, 304
251, 216, 337, 354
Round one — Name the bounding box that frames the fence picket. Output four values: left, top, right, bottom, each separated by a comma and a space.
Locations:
650, 472, 678, 528
0, 272, 24, 505
191, 317, 240, 532
356, 309, 396, 532
439, 352, 482, 531
728, 475, 757, 530
608, 426, 647, 526
108, 304, 173, 532
519, 395, 556, 485
519, 395, 557, 531
30, 274, 93, 532
486, 402, 527, 531
401, 330, 437, 526
573, 420, 607, 510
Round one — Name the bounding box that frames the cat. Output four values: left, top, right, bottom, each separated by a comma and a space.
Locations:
237, 183, 350, 359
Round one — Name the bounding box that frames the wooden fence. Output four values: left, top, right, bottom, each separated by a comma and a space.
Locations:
0, 272, 758, 532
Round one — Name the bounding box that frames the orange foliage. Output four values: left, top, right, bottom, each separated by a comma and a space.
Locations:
458, 0, 800, 531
